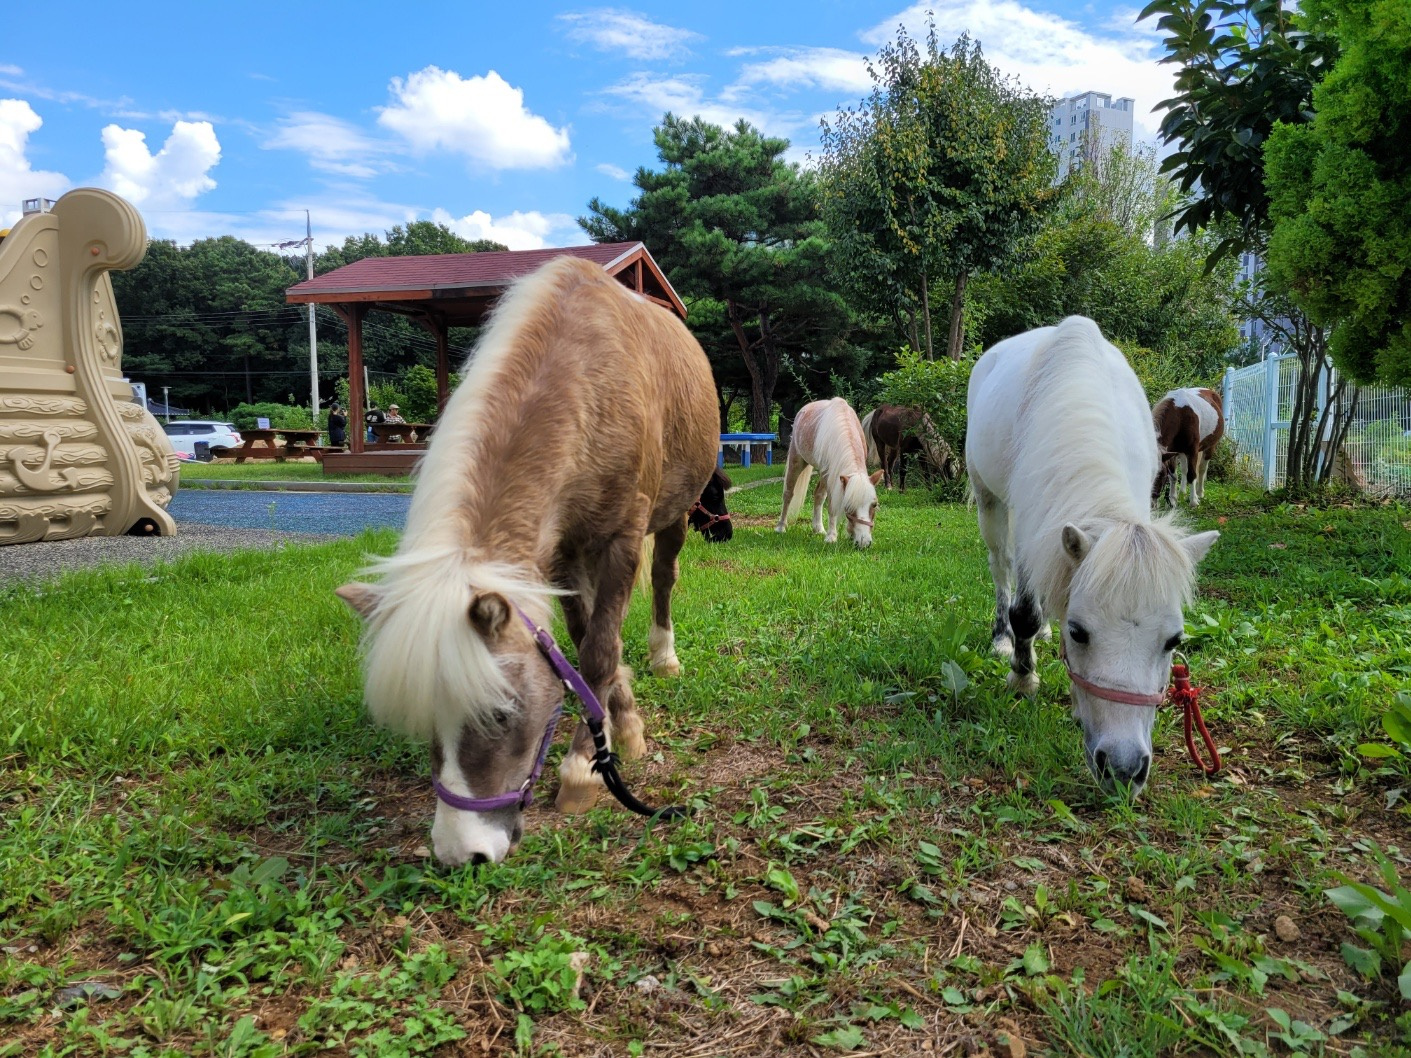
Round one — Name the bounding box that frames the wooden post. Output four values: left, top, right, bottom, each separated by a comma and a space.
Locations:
337, 303, 369, 455
435, 318, 451, 414
634, 258, 643, 292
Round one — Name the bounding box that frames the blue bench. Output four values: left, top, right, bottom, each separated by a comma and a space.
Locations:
718, 432, 776, 468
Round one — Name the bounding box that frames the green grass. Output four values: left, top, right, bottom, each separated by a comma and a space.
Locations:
2, 482, 1409, 1055
179, 462, 414, 488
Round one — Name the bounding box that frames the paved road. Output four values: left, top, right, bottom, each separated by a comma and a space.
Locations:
170, 489, 411, 535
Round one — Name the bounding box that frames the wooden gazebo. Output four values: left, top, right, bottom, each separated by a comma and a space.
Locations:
286, 241, 685, 473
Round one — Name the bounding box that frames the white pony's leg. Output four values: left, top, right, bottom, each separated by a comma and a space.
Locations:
1006, 585, 1043, 697
776, 447, 809, 532
813, 475, 830, 537
973, 475, 1015, 657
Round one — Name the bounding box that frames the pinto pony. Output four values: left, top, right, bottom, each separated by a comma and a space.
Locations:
335, 258, 719, 865
967, 317, 1218, 794
776, 398, 882, 547
1152, 388, 1225, 507
867, 403, 956, 491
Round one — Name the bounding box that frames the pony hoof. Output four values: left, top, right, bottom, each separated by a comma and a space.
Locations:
613, 711, 647, 761
1007, 669, 1040, 696
1037, 623, 1053, 641
774, 524, 787, 534
555, 782, 602, 814
650, 656, 681, 678
992, 636, 1014, 658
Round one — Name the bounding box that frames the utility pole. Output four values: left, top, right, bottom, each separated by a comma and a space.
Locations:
161, 385, 171, 424
305, 211, 319, 434
279, 214, 320, 435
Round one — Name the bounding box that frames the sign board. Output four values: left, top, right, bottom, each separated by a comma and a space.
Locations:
256, 417, 271, 430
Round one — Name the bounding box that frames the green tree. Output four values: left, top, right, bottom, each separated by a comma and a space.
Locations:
819, 26, 1056, 359
1264, 0, 1411, 386
581, 115, 852, 434
1143, 0, 1348, 491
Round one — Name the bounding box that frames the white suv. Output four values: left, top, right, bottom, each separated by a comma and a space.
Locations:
162, 420, 243, 459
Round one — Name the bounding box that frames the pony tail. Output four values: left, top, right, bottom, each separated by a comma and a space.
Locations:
861, 410, 880, 468
784, 466, 814, 522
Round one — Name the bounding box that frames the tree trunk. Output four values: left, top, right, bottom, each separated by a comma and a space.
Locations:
946, 273, 968, 361
726, 299, 780, 455
919, 262, 934, 359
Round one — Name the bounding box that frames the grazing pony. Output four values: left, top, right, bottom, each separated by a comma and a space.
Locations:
867, 403, 956, 491
687, 468, 733, 542
967, 317, 1218, 794
335, 257, 719, 865
776, 398, 882, 548
1152, 388, 1225, 507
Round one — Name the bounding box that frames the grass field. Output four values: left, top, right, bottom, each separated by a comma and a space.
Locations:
2, 480, 1409, 1056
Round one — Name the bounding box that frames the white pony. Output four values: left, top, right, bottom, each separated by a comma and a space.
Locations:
776, 397, 883, 548
966, 317, 1219, 793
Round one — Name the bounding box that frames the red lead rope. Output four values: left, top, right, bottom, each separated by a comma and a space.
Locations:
1169, 661, 1221, 776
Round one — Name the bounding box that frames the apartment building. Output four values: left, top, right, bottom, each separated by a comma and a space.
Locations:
1049, 92, 1135, 179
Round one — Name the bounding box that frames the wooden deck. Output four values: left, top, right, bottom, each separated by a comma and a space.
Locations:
322, 449, 424, 476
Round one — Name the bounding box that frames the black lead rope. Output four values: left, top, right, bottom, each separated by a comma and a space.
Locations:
587, 718, 688, 821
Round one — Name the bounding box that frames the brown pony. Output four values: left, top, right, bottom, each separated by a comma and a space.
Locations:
335, 257, 718, 866
1152, 387, 1225, 507
865, 403, 956, 491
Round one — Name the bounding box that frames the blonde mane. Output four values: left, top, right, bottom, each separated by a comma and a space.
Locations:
1008, 317, 1196, 617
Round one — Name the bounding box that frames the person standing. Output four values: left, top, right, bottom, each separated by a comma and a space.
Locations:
327, 404, 347, 447
366, 403, 385, 443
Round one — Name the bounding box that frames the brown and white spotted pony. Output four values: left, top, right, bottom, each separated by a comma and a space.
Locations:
865, 403, 956, 491
776, 397, 882, 548
1152, 387, 1225, 507
335, 257, 719, 865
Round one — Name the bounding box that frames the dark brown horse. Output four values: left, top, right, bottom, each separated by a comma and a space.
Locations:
688, 468, 733, 542
335, 257, 719, 865
864, 404, 955, 491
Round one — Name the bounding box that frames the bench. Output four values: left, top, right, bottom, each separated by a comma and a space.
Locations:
718, 432, 776, 468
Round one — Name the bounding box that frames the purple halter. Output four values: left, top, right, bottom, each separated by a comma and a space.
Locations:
431, 607, 683, 821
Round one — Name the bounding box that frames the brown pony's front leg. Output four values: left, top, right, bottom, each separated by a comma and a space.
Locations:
648, 517, 688, 678
557, 529, 645, 814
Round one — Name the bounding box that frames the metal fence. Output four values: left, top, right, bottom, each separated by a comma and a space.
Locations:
1223, 354, 1411, 495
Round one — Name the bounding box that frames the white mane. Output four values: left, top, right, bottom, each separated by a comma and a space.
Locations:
354, 265, 567, 740
1009, 317, 1193, 615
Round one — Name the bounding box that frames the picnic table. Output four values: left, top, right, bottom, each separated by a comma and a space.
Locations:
718, 432, 776, 468
215, 428, 333, 463
369, 422, 433, 445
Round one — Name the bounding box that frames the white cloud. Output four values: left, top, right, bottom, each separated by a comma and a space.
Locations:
595, 162, 631, 180
431, 207, 587, 251
558, 9, 701, 61
725, 47, 873, 100
863, 1, 1170, 138
265, 111, 395, 178
0, 65, 22, 77
100, 120, 220, 209
0, 99, 69, 227
598, 72, 780, 135
377, 66, 572, 170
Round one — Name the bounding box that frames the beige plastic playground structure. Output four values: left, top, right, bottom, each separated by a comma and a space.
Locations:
0, 188, 179, 545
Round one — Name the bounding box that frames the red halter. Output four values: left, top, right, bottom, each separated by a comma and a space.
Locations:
688, 500, 731, 532
1063, 649, 1221, 776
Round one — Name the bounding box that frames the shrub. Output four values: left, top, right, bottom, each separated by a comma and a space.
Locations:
227, 402, 313, 431
875, 348, 973, 500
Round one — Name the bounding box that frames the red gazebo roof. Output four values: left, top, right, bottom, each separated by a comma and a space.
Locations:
286, 240, 685, 323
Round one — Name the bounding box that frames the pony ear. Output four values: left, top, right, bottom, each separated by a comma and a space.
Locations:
714, 468, 733, 489
869, 469, 884, 485
839, 474, 850, 489
335, 582, 379, 618
1061, 524, 1092, 565
468, 591, 512, 639
1181, 530, 1219, 565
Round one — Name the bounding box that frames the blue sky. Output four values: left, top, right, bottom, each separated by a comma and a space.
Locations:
1, 1, 1170, 252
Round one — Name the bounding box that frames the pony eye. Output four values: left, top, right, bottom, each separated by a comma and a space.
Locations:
1068, 622, 1090, 646
1163, 634, 1183, 653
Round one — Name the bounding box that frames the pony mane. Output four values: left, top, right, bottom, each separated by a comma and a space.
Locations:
1064, 514, 1197, 618
816, 398, 867, 478
354, 260, 592, 739
1008, 317, 1180, 614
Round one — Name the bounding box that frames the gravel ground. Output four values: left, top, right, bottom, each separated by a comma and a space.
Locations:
0, 491, 411, 588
